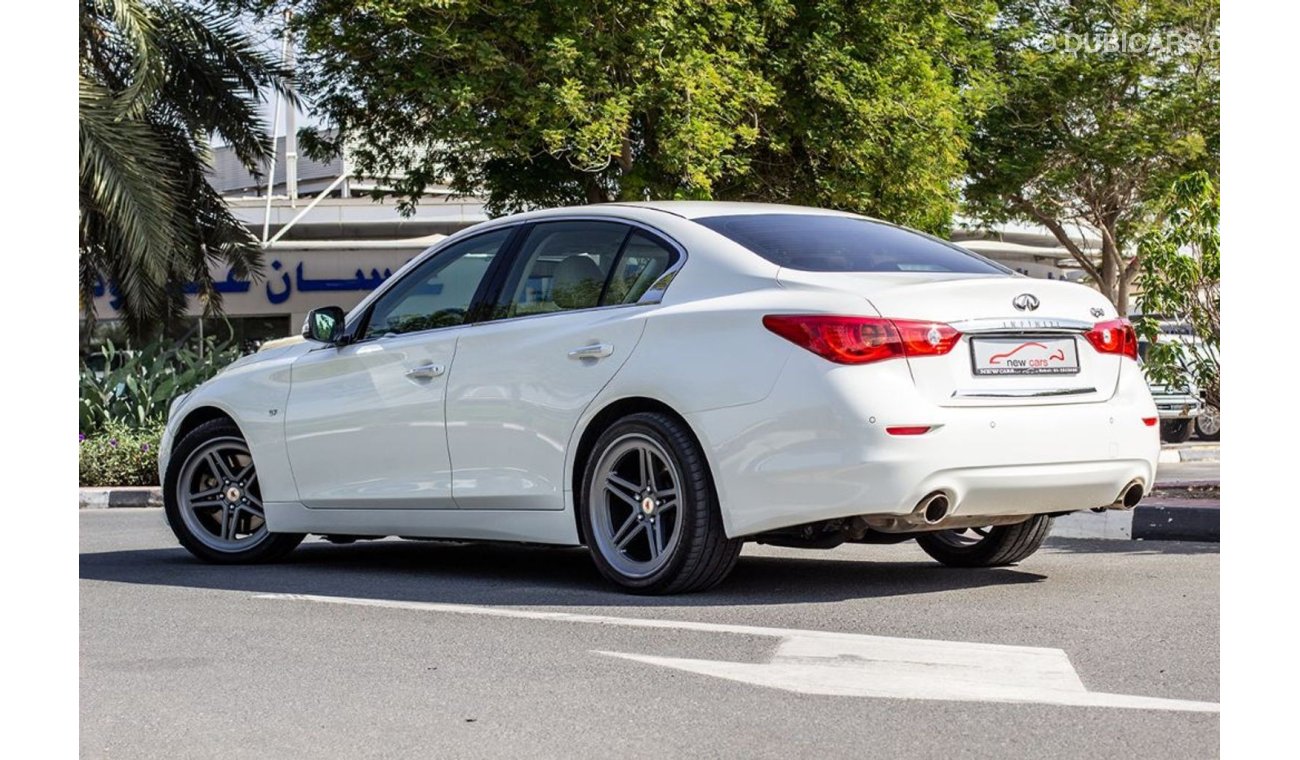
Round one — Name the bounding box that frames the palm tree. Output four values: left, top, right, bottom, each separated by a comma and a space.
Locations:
79, 0, 294, 339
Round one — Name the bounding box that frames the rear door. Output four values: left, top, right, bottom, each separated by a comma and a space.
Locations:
446, 221, 678, 510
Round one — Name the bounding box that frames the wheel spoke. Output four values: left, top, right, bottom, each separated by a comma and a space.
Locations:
656, 497, 677, 513
235, 460, 255, 484
616, 522, 646, 550
605, 474, 641, 508
647, 520, 665, 558
611, 512, 639, 546
642, 448, 657, 492
206, 451, 236, 483
188, 496, 225, 510
220, 505, 235, 540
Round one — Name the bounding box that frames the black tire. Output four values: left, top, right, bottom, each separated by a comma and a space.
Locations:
164, 418, 304, 564
915, 515, 1053, 568
1160, 418, 1194, 443
1194, 411, 1220, 442
579, 412, 742, 594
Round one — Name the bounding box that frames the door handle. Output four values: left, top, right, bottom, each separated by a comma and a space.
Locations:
567, 343, 614, 360
405, 363, 445, 380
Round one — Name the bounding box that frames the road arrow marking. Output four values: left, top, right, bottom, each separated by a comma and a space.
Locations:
598, 634, 1219, 712
258, 593, 1217, 712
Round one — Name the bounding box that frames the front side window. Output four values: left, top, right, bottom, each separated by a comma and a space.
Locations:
696, 214, 1010, 274
361, 228, 511, 339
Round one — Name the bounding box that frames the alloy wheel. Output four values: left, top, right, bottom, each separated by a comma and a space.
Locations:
588, 433, 683, 579
176, 437, 270, 553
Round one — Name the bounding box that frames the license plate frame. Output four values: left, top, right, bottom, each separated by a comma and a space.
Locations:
970, 336, 1081, 376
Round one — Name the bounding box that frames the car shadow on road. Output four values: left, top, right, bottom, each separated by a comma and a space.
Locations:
79, 538, 1048, 607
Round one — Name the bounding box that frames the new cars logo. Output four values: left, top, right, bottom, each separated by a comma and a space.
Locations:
1012, 293, 1040, 311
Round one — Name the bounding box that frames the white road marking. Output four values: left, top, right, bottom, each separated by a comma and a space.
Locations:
258, 593, 1218, 712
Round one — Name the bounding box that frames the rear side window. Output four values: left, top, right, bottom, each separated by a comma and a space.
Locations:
696, 214, 1010, 274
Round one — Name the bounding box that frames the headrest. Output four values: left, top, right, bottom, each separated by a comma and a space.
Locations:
551, 255, 605, 309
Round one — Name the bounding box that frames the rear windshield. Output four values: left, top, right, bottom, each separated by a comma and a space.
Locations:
696, 214, 1010, 274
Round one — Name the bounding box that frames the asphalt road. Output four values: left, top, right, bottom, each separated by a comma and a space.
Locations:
80, 510, 1219, 759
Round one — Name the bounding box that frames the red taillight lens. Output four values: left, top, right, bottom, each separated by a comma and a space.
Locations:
763, 315, 960, 365
886, 426, 932, 436
1142, 417, 1158, 427
1084, 318, 1138, 360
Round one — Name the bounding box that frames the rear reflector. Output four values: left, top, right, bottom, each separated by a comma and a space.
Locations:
1142, 417, 1158, 427
885, 426, 932, 436
763, 315, 960, 365
1084, 318, 1139, 360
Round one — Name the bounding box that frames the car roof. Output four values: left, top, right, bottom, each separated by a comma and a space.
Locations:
606, 200, 869, 221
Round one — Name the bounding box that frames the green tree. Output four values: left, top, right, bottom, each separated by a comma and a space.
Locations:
1134, 171, 1219, 412
240, 0, 996, 232
964, 0, 1219, 312
79, 0, 293, 339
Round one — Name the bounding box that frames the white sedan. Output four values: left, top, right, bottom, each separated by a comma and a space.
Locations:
159, 202, 1159, 593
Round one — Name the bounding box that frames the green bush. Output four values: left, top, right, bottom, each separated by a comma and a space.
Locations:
79, 424, 163, 487
80, 336, 243, 434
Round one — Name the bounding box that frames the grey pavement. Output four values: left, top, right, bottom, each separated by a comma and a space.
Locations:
81, 509, 1219, 759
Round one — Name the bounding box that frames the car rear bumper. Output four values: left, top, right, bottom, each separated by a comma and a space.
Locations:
688, 351, 1161, 538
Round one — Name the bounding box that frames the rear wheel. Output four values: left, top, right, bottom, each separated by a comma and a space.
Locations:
164, 419, 304, 564
580, 412, 742, 594
915, 516, 1053, 568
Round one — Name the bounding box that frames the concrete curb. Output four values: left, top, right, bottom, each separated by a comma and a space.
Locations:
79, 487, 163, 509
1051, 497, 1219, 543
1157, 442, 1220, 464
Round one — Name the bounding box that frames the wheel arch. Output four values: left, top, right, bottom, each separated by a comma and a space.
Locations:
569, 396, 712, 542
172, 405, 241, 454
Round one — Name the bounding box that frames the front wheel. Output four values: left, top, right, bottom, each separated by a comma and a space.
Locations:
163, 419, 304, 564
579, 412, 742, 594
915, 515, 1054, 568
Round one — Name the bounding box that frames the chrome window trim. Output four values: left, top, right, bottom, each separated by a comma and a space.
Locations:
339, 214, 689, 343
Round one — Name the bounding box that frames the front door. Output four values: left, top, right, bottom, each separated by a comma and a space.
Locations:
283, 228, 513, 509
447, 221, 680, 510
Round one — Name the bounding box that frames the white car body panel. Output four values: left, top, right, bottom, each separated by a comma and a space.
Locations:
283, 327, 462, 509
446, 306, 648, 510
161, 201, 1160, 547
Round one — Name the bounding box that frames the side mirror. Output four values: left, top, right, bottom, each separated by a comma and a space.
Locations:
302, 306, 347, 344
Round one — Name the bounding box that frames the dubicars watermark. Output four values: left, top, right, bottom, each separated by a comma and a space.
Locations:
1044, 31, 1219, 56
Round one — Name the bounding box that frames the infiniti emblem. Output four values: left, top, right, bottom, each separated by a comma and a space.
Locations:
1012, 293, 1040, 312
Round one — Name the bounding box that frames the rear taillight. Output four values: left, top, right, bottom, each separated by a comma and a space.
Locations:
1084, 318, 1138, 360
762, 315, 960, 365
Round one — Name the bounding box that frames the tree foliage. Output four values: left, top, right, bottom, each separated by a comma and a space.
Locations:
964, 0, 1219, 311
79, 0, 294, 339
240, 0, 997, 232
1134, 171, 1219, 412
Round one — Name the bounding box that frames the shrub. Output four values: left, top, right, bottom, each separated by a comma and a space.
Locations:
80, 336, 243, 434
79, 424, 164, 487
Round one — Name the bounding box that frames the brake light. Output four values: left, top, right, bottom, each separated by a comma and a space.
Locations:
762, 315, 960, 365
1083, 318, 1138, 360
1142, 417, 1158, 427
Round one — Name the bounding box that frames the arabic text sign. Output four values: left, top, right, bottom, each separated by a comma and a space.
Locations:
90, 251, 417, 317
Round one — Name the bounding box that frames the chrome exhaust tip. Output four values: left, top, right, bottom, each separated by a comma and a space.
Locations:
916, 492, 952, 524
1110, 481, 1144, 510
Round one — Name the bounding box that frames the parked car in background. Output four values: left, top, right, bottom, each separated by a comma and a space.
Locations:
1135, 320, 1205, 444
159, 202, 1159, 593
